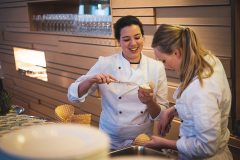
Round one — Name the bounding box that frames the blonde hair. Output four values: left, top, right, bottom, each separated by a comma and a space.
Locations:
152, 24, 214, 98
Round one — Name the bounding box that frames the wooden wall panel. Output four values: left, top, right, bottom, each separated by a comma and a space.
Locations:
0, 39, 32, 48
0, 7, 28, 22
168, 86, 177, 103
0, 2, 26, 8
0, 44, 13, 50
47, 67, 80, 79
33, 43, 58, 52
112, 8, 154, 17
143, 25, 158, 35
156, 6, 230, 26
6, 26, 30, 32
4, 31, 59, 45
235, 0, 240, 121
45, 51, 97, 70
46, 62, 88, 76
58, 41, 117, 58
0, 0, 235, 135
191, 26, 231, 58
111, 0, 229, 8
78, 96, 102, 116
0, 0, 26, 4
3, 22, 29, 28
13, 78, 69, 103
47, 72, 74, 89
13, 86, 66, 109
113, 16, 155, 25
59, 36, 117, 47
29, 102, 56, 119
0, 52, 14, 64
141, 26, 231, 58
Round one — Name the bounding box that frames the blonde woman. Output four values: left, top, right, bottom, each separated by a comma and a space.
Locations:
144, 24, 233, 160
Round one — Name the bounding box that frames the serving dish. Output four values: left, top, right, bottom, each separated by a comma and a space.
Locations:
110, 145, 177, 159
0, 124, 109, 160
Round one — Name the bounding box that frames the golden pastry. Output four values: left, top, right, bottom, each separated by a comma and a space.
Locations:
55, 104, 75, 122
71, 114, 92, 125
133, 133, 151, 146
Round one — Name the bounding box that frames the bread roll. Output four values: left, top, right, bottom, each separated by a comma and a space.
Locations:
133, 133, 151, 146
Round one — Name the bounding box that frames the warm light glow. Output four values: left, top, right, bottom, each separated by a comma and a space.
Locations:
13, 47, 48, 81
17, 135, 26, 144
13, 47, 46, 67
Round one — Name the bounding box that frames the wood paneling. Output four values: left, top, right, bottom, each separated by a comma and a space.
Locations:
29, 102, 56, 119
46, 61, 88, 75
47, 72, 74, 89
58, 41, 117, 58
141, 26, 231, 57
0, 52, 14, 63
156, 6, 230, 26
112, 8, 154, 17
4, 31, 59, 45
0, 39, 32, 48
59, 36, 117, 47
0, 7, 28, 22
190, 26, 231, 57
235, 0, 240, 121
45, 51, 97, 69
0, 0, 26, 4
111, 0, 229, 8
113, 16, 155, 25
0, 0, 236, 140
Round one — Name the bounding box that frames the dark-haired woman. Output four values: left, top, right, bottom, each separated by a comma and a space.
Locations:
68, 16, 168, 150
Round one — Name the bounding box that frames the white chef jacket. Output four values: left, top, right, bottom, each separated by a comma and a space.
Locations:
68, 52, 169, 150
174, 55, 233, 160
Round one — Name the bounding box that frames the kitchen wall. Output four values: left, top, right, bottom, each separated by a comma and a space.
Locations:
0, 0, 237, 137
1, 0, 240, 158
0, 0, 232, 124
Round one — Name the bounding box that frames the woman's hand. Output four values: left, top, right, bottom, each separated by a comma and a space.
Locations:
90, 73, 117, 84
158, 107, 176, 136
138, 86, 154, 105
144, 136, 168, 149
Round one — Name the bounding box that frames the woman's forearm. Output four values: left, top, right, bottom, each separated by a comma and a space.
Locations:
146, 100, 161, 119
164, 139, 177, 150
77, 78, 95, 97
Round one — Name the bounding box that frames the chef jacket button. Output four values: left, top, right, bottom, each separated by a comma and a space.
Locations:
118, 96, 122, 99
118, 67, 121, 69
119, 111, 122, 114
140, 111, 143, 114
181, 120, 183, 122
178, 136, 181, 139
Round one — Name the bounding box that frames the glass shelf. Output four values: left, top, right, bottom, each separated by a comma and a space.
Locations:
28, 0, 112, 37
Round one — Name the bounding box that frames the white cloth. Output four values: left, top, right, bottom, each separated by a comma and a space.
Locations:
175, 55, 233, 159
68, 53, 169, 149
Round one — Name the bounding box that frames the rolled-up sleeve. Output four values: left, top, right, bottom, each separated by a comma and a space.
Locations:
67, 56, 105, 103
67, 75, 98, 103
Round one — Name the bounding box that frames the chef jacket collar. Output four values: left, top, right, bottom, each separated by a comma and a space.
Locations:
118, 52, 146, 70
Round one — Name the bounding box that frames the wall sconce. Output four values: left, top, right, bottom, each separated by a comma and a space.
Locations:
13, 47, 48, 81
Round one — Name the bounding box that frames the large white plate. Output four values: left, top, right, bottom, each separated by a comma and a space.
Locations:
0, 124, 109, 159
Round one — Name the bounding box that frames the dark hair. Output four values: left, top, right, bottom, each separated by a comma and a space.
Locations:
114, 15, 144, 41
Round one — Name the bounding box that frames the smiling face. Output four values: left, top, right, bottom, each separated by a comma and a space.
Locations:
154, 48, 182, 72
119, 25, 144, 63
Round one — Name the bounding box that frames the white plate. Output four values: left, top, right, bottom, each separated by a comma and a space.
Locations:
0, 123, 109, 159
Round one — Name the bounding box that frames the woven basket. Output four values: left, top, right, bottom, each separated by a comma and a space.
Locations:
70, 114, 91, 125
55, 104, 75, 123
